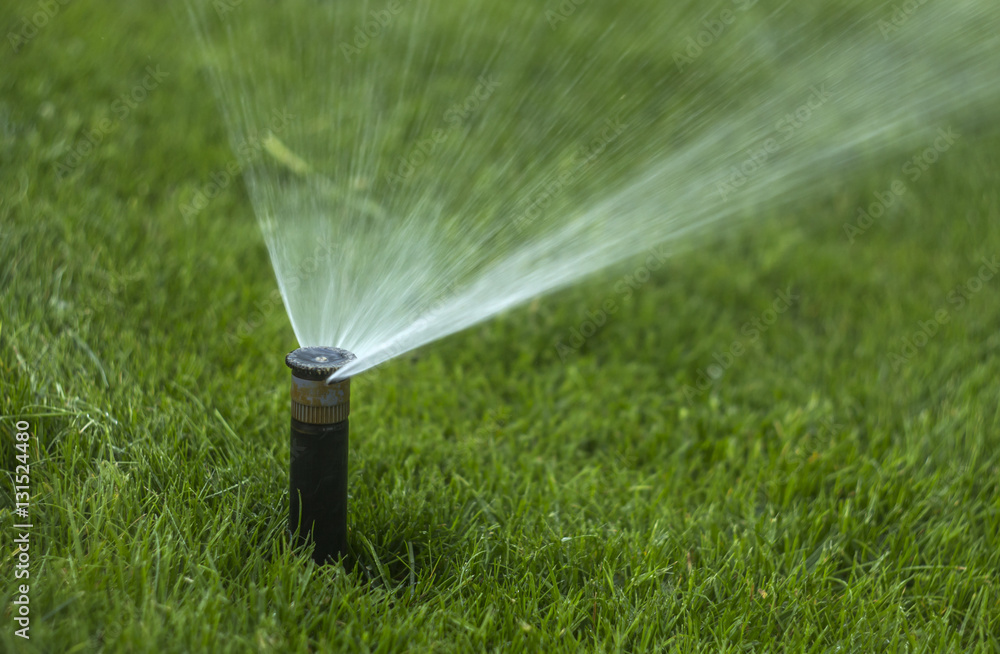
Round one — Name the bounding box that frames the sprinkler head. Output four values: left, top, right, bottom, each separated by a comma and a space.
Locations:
285, 346, 357, 563
286, 346, 356, 422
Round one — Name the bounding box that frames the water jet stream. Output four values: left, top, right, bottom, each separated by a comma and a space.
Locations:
189, 0, 1000, 380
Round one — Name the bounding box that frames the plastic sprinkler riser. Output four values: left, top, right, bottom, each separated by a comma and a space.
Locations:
285, 346, 356, 564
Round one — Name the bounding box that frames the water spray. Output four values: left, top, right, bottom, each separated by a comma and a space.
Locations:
285, 346, 355, 563
196, 0, 1000, 382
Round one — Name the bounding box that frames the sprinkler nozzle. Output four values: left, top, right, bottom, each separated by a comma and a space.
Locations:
285, 346, 356, 563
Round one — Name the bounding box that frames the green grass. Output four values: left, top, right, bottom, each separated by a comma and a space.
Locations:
2, 0, 1000, 652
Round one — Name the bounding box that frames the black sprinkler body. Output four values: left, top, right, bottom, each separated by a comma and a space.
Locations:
285, 346, 356, 564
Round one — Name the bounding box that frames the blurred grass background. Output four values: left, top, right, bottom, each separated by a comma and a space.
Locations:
2, 0, 999, 651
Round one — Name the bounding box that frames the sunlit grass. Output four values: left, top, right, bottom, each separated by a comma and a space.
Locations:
2, 0, 1000, 651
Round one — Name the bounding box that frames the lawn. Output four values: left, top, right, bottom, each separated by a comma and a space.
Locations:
2, 0, 999, 652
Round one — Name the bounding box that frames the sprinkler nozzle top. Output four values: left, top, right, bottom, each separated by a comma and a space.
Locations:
285, 346, 356, 380
285, 347, 357, 424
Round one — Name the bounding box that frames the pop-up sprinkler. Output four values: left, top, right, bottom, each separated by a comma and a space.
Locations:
285, 346, 356, 563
